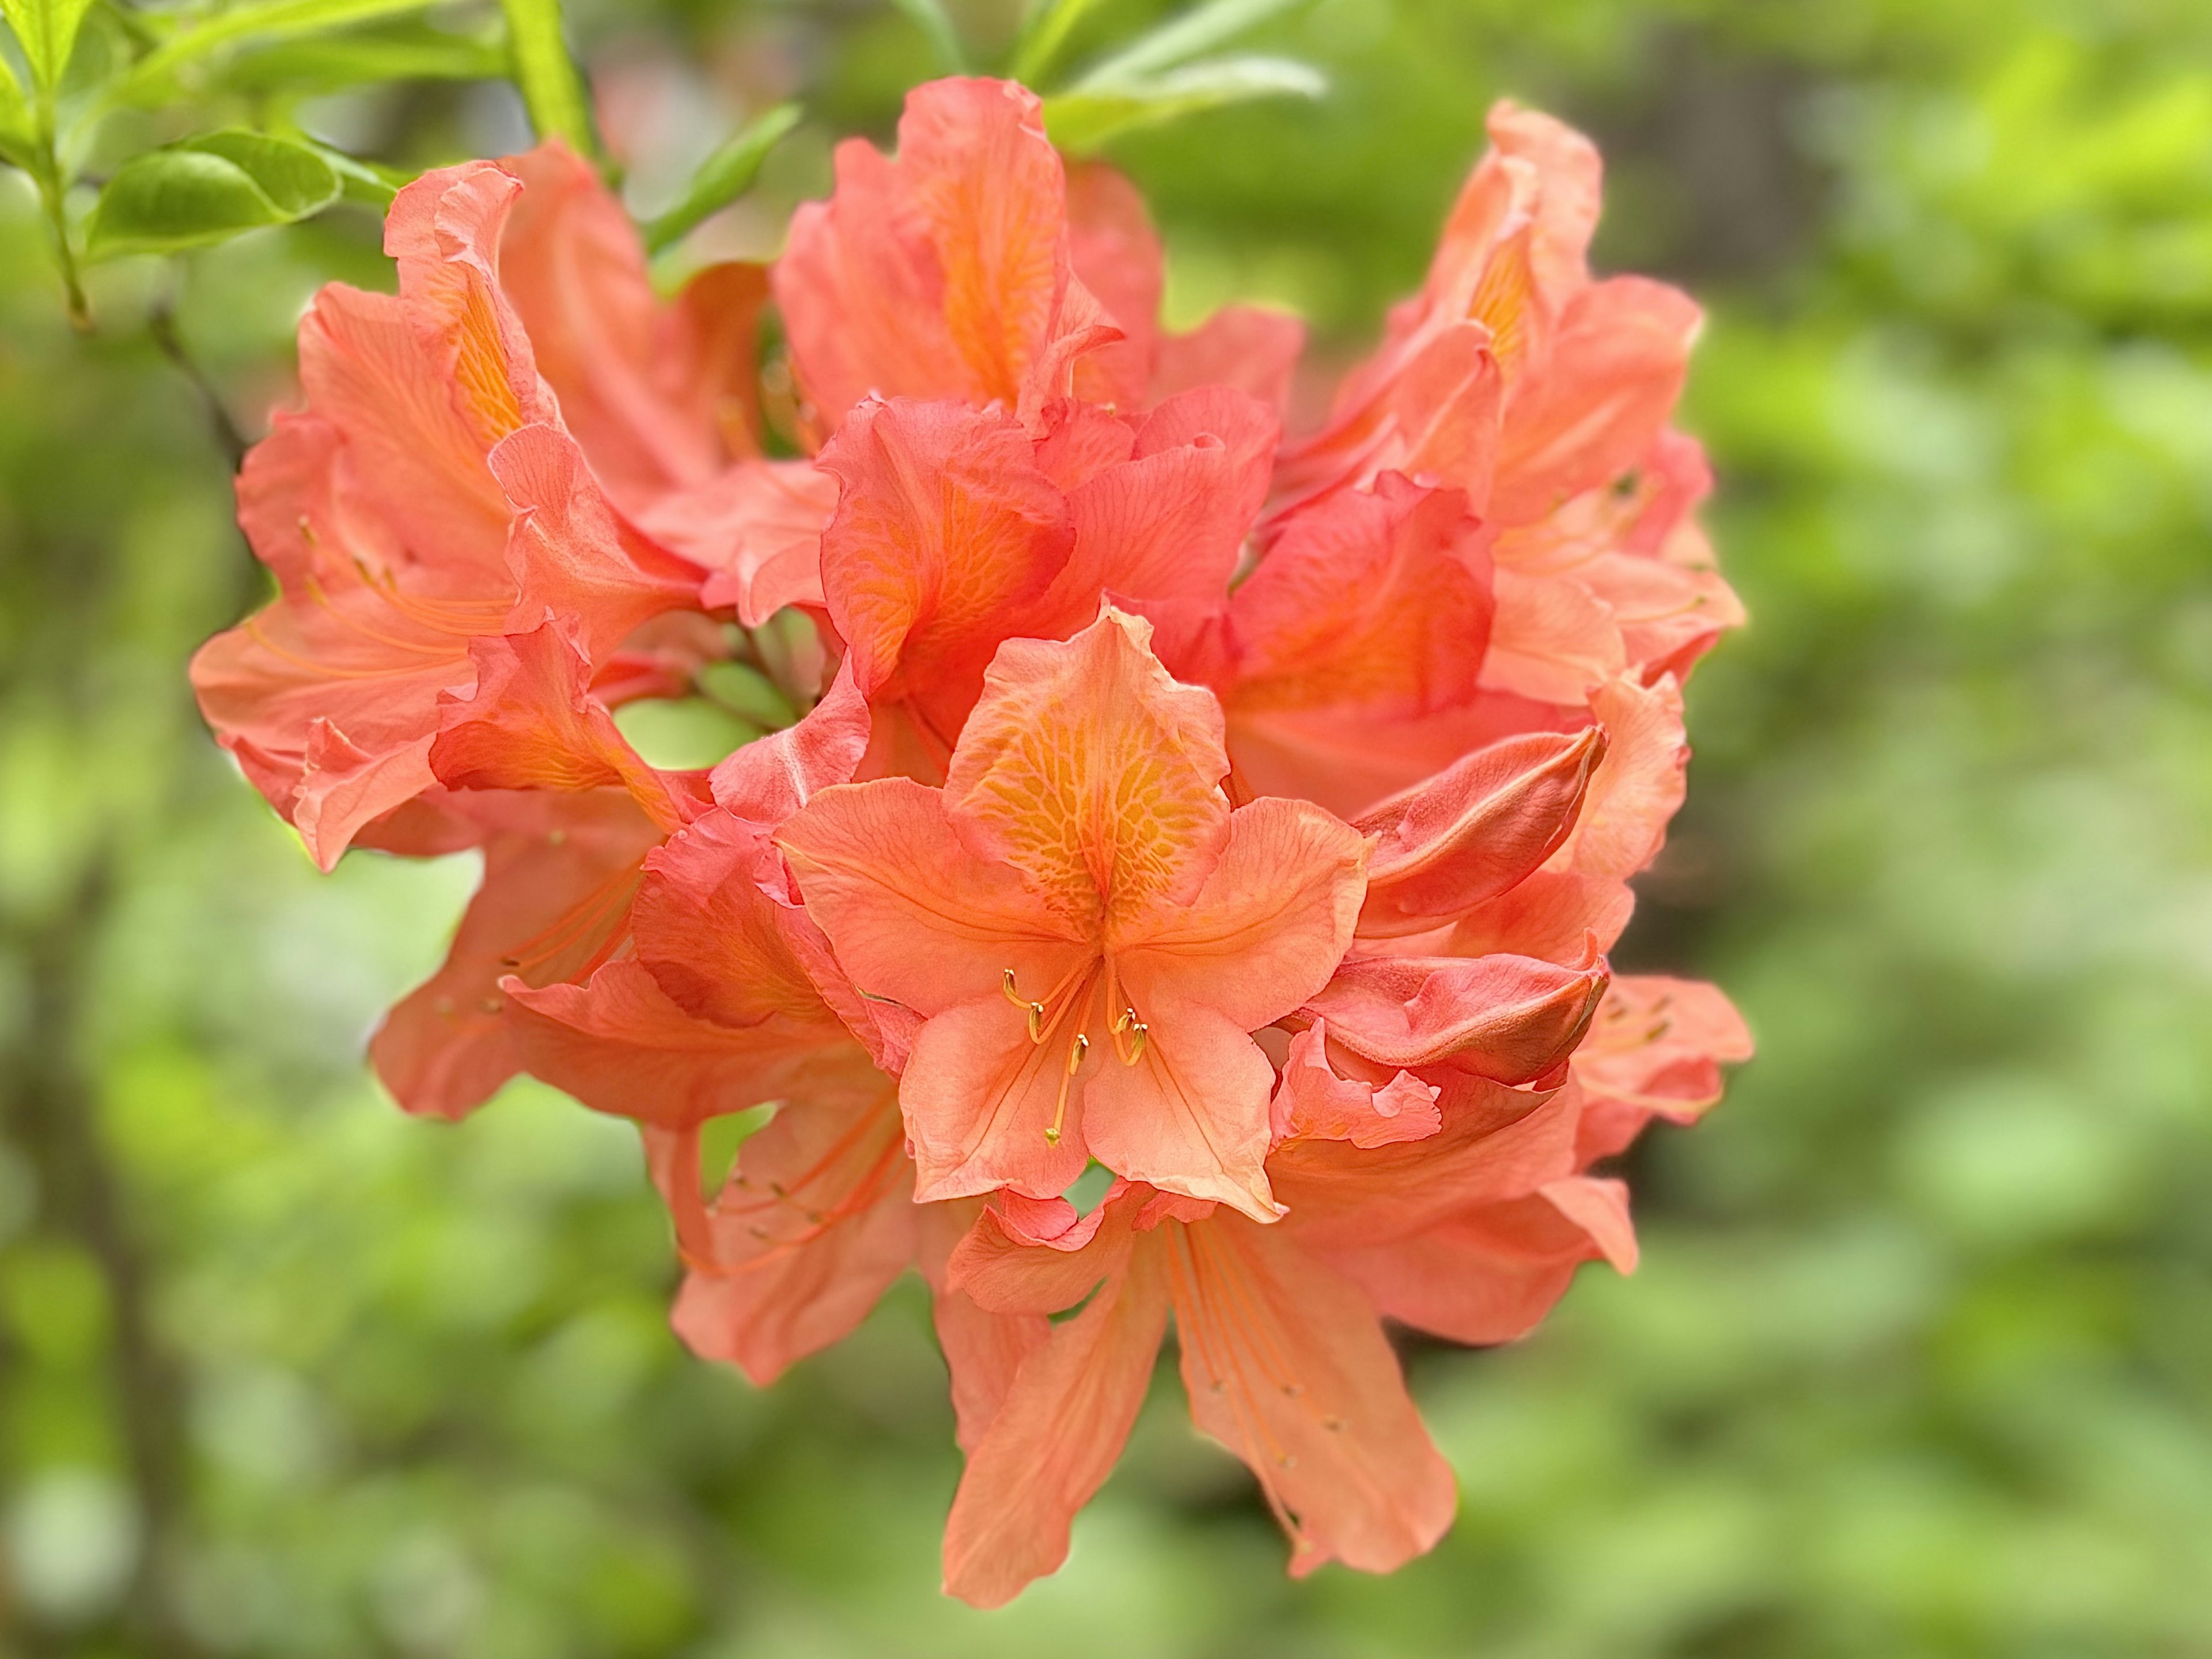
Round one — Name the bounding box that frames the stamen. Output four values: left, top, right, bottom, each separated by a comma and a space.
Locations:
1002, 968, 1048, 1041
1112, 1007, 1149, 1066
1045, 1032, 1089, 1146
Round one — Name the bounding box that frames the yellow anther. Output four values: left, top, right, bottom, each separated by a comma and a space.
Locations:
1112, 1008, 1149, 1066
1004, 968, 1049, 1041
1067, 1033, 1090, 1073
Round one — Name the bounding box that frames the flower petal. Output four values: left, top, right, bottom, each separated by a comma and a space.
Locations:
1353, 726, 1605, 937
1230, 474, 1494, 718
1302, 951, 1608, 1081
942, 1244, 1170, 1608
947, 608, 1232, 931
370, 790, 661, 1119
1115, 796, 1367, 1029
667, 1086, 916, 1385
816, 397, 1071, 735
778, 777, 1085, 1015
1166, 1212, 1456, 1578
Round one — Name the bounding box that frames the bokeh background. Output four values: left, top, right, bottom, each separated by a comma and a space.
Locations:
5, 0, 2212, 1653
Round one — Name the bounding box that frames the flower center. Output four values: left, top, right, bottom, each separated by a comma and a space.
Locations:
1001, 961, 1150, 1146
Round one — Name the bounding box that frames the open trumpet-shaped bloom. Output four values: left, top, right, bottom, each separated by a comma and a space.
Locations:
190, 71, 1752, 1610
779, 609, 1367, 1217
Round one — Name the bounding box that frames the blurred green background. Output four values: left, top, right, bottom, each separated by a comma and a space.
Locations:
5, 0, 2212, 1653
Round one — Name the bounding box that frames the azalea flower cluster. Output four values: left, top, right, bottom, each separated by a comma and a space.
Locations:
194, 77, 1750, 1602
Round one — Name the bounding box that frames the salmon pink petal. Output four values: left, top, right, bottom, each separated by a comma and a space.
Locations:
1573, 975, 1752, 1160
384, 160, 549, 449
488, 424, 700, 658
630, 813, 844, 1032
1152, 305, 1305, 414
707, 655, 872, 823
941, 1246, 1170, 1607
899, 995, 1093, 1204
916, 1199, 1051, 1452
495, 142, 751, 503
1078, 998, 1280, 1219
1041, 388, 1277, 619
1030, 398, 1138, 492
293, 289, 513, 582
1446, 868, 1637, 963
667, 1088, 916, 1385
502, 960, 825, 1128
1539, 1175, 1638, 1271
816, 397, 1071, 734
1303, 952, 1608, 1082
948, 1182, 1146, 1316
1489, 277, 1702, 525
778, 777, 1087, 1012
1353, 727, 1605, 937
1325, 1175, 1634, 1347
428, 622, 690, 828
1271, 1024, 1442, 1149
946, 609, 1231, 931
370, 790, 662, 1118
1230, 474, 1494, 718
635, 460, 836, 626
1272, 1078, 1581, 1251
1555, 674, 1688, 881
1274, 323, 1501, 513
1478, 566, 1626, 702
1165, 1212, 1456, 1578
1116, 796, 1367, 1028
775, 78, 1097, 425
1065, 162, 1161, 411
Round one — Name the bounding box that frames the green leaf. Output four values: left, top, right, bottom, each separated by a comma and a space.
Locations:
1047, 54, 1325, 154
298, 140, 404, 207
184, 130, 340, 215
498, 0, 594, 158
0, 52, 33, 165
1009, 0, 1112, 86
86, 131, 340, 259
887, 0, 967, 75
215, 20, 507, 96
642, 102, 800, 255
1, 0, 94, 92
117, 0, 435, 99
1078, 0, 1305, 84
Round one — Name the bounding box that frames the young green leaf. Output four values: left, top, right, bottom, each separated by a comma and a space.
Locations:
86, 132, 340, 259
215, 20, 507, 97
499, 0, 596, 159
642, 101, 801, 255
887, 0, 967, 75
1078, 0, 1305, 84
0, 53, 34, 165
117, 0, 434, 99
184, 130, 343, 215
1009, 0, 1112, 86
1, 0, 94, 92
1047, 53, 1324, 154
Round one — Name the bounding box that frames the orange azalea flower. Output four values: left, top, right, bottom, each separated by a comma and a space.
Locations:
814, 389, 1274, 762
187, 71, 1755, 1607
1267, 101, 1743, 715
777, 77, 1304, 436
938, 1065, 1607, 1605
779, 608, 1368, 1217
191, 151, 747, 869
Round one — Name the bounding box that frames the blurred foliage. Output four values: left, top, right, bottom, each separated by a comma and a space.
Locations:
4, 0, 2212, 1654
